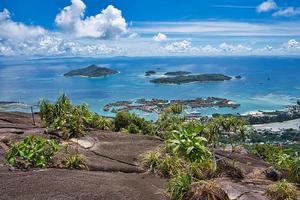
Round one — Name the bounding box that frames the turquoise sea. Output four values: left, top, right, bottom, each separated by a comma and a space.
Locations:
0, 56, 300, 119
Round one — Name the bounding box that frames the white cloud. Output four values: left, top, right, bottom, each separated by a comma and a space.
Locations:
55, 0, 127, 39
219, 42, 252, 53
256, 0, 278, 13
0, 9, 46, 40
282, 39, 300, 50
273, 7, 300, 17
153, 33, 167, 42
165, 40, 192, 53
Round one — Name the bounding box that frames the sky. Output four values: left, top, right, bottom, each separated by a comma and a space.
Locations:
0, 0, 300, 56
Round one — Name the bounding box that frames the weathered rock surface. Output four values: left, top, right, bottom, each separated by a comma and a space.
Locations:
0, 112, 166, 200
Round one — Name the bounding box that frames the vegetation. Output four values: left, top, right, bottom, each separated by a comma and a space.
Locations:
114, 111, 154, 134
6, 135, 59, 168
39, 94, 112, 139
63, 154, 88, 170
35, 94, 299, 198
248, 144, 300, 183
167, 128, 211, 162
150, 74, 232, 84
209, 116, 248, 148
164, 71, 191, 76
185, 181, 230, 200
167, 172, 192, 200
265, 180, 297, 200
64, 65, 118, 77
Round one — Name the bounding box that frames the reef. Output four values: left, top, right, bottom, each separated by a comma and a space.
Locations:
103, 97, 240, 114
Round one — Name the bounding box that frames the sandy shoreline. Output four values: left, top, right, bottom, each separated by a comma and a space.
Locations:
253, 118, 300, 132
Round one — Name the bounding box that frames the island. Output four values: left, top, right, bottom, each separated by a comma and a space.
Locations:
103, 97, 240, 114
145, 70, 156, 76
150, 74, 232, 84
64, 65, 118, 78
164, 71, 191, 76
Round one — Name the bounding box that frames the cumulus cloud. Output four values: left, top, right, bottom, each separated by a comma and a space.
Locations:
55, 0, 127, 39
219, 42, 252, 53
165, 40, 192, 53
0, 35, 125, 56
282, 39, 300, 50
273, 7, 300, 17
0, 9, 46, 40
153, 33, 167, 42
256, 0, 277, 13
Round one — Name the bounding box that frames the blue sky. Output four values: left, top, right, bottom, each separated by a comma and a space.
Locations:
0, 0, 300, 56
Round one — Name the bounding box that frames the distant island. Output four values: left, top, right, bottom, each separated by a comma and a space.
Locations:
145, 70, 156, 76
150, 74, 232, 84
164, 71, 191, 76
64, 65, 118, 78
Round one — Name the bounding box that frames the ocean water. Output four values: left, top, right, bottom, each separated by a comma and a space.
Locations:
0, 56, 300, 119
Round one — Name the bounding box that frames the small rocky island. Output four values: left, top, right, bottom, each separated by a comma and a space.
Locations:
145, 70, 156, 76
64, 65, 118, 78
150, 74, 232, 84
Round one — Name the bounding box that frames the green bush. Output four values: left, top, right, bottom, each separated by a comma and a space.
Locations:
39, 94, 112, 139
167, 127, 211, 162
128, 123, 140, 134
141, 151, 162, 173
265, 180, 297, 200
154, 110, 184, 139
114, 111, 154, 134
159, 155, 184, 177
63, 154, 88, 170
289, 157, 300, 184
208, 116, 248, 147
165, 104, 185, 115
6, 135, 59, 168
167, 172, 192, 200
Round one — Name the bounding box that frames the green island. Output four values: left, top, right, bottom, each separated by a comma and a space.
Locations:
0, 94, 299, 200
64, 64, 118, 77
150, 74, 232, 84
164, 71, 192, 76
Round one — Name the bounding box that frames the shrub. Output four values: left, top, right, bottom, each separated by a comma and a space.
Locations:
114, 111, 154, 134
114, 111, 132, 132
265, 180, 297, 200
158, 155, 184, 177
141, 151, 162, 173
63, 154, 88, 170
167, 127, 212, 162
6, 135, 59, 168
289, 157, 300, 184
165, 104, 184, 115
39, 94, 112, 139
167, 172, 192, 200
128, 123, 140, 134
187, 159, 216, 180
208, 116, 248, 147
154, 109, 185, 139
86, 114, 113, 130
